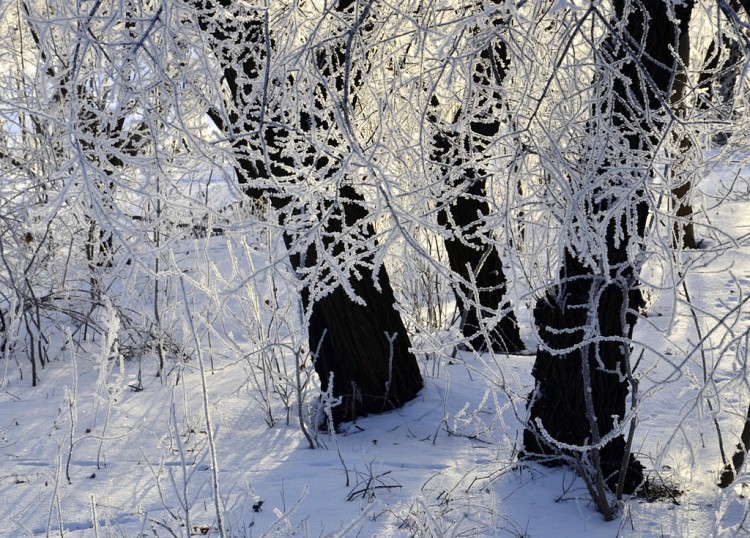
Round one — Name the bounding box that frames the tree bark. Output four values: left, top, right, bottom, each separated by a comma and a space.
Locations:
436, 173, 524, 353
718, 402, 750, 488
524, 0, 693, 494
696, 0, 744, 146
672, 9, 697, 248
430, 26, 523, 353
524, 251, 646, 493
192, 0, 422, 424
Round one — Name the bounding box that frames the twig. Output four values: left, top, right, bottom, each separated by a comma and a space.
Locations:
682, 279, 727, 465
347, 483, 402, 502
179, 276, 227, 538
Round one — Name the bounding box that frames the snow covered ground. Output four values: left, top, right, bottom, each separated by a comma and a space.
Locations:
2, 163, 750, 537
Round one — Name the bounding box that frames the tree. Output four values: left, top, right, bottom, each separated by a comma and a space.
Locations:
668, 0, 745, 249
188, 0, 422, 424
697, 0, 746, 145
523, 0, 693, 507
2, 0, 218, 387
670, 0, 698, 249
428, 4, 524, 353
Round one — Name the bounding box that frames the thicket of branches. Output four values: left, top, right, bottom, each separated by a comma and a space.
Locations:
2, 0, 750, 522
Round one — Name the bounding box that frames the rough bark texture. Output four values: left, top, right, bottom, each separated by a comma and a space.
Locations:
290, 184, 423, 424
524, 252, 646, 493
524, 0, 693, 493
304, 237, 423, 424
431, 28, 523, 353
435, 169, 523, 353
193, 0, 422, 424
307, 282, 422, 424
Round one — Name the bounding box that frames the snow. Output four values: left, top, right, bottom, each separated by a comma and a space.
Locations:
2, 171, 750, 538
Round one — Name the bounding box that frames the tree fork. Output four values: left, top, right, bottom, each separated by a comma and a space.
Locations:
524, 0, 693, 496
192, 0, 422, 425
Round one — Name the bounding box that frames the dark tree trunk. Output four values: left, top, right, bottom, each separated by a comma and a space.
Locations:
672, 9, 697, 249
524, 0, 692, 494
523, 251, 646, 493
436, 170, 524, 353
430, 23, 523, 353
718, 402, 750, 488
192, 0, 422, 424
697, 33, 743, 112
302, 185, 423, 422
696, 0, 744, 146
